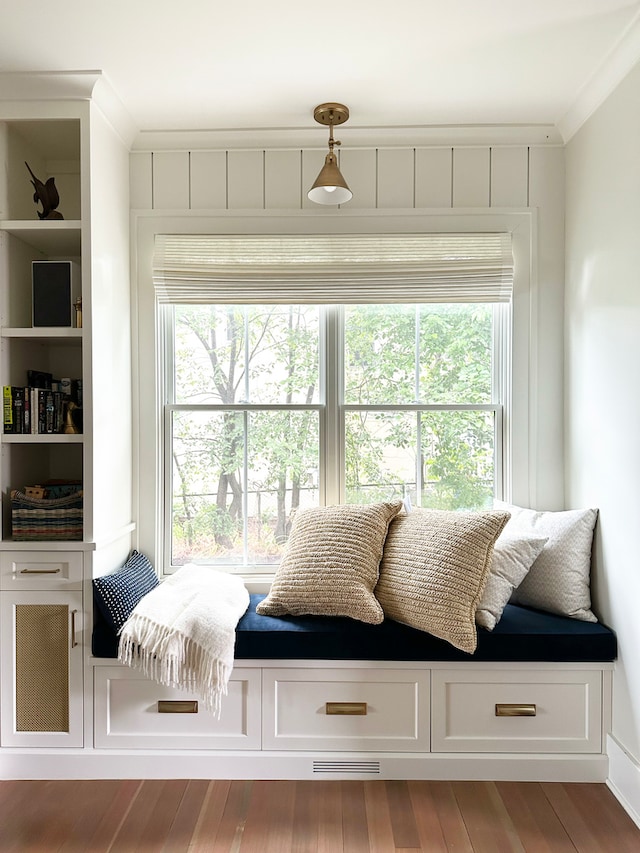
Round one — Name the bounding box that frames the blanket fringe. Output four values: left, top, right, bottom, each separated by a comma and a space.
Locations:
118, 613, 230, 718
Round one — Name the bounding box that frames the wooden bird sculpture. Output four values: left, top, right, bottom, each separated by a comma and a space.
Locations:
25, 161, 64, 220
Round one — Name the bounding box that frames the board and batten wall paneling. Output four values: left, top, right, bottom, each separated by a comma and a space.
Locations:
190, 151, 227, 209
453, 147, 490, 207
130, 152, 153, 209
302, 149, 329, 210
152, 152, 190, 209
377, 148, 415, 208
133, 145, 536, 212
491, 147, 529, 208
264, 150, 301, 209
338, 148, 377, 209
227, 150, 264, 209
415, 148, 453, 208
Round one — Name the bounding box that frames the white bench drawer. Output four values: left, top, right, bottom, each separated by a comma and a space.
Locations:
0, 551, 83, 590
94, 666, 261, 749
262, 667, 430, 752
431, 669, 602, 753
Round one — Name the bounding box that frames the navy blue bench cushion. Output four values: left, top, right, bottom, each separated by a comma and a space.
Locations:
93, 592, 617, 662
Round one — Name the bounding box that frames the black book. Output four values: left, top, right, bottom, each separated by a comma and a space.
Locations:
45, 390, 55, 433
20, 387, 29, 434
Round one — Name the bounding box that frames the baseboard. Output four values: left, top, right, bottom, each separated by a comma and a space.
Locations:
0, 749, 608, 782
607, 734, 640, 829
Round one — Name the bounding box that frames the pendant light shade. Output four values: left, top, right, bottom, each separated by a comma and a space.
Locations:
307, 103, 352, 206
308, 152, 352, 205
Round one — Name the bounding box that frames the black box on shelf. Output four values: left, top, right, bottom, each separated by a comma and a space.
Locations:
32, 260, 81, 327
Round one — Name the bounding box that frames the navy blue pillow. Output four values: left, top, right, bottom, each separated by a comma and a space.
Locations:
92, 550, 158, 634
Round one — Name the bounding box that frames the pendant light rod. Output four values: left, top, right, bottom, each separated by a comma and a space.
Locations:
308, 102, 353, 206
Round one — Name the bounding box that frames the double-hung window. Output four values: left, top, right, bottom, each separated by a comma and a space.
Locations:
155, 233, 513, 573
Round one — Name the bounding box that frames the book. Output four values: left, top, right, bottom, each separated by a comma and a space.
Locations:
45, 390, 55, 433
54, 391, 64, 433
2, 384, 71, 434
14, 387, 25, 434
3, 386, 14, 433
20, 387, 28, 434
32, 388, 48, 434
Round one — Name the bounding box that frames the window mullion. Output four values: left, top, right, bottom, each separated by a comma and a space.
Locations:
415, 305, 422, 507
493, 301, 510, 501
161, 305, 175, 571
322, 306, 342, 504
243, 410, 249, 565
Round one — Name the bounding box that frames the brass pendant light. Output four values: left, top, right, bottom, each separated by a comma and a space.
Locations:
307, 103, 352, 205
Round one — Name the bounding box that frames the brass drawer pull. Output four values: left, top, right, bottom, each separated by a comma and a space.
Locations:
20, 568, 62, 574
158, 700, 198, 714
495, 703, 537, 717
70, 609, 79, 648
325, 701, 368, 716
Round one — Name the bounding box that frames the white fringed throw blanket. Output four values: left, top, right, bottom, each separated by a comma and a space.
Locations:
118, 565, 250, 717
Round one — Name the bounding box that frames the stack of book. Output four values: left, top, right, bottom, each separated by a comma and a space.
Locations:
2, 370, 83, 434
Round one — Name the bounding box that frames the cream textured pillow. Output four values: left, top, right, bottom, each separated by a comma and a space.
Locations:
476, 531, 548, 630
375, 509, 510, 653
494, 502, 598, 622
256, 501, 403, 624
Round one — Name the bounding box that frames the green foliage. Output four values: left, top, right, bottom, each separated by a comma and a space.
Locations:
344, 304, 495, 510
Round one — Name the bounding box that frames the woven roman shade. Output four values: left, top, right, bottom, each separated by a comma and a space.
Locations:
153, 233, 513, 304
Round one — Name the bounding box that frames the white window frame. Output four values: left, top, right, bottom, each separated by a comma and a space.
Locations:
133, 210, 534, 581
160, 302, 505, 571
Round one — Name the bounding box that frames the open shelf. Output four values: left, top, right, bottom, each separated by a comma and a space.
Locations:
0, 221, 81, 255
1, 328, 82, 344
1, 434, 83, 444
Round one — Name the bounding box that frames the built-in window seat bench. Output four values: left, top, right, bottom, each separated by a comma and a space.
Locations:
89, 593, 617, 782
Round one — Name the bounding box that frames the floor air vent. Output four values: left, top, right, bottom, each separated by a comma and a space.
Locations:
312, 760, 381, 774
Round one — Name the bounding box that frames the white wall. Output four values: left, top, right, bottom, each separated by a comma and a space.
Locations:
565, 63, 640, 763
87, 102, 133, 543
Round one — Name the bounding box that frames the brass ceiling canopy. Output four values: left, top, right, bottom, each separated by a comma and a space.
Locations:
313, 103, 350, 127
307, 102, 353, 206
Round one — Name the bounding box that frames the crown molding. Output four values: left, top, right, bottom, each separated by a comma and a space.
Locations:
0, 70, 137, 149
558, 10, 640, 142
90, 74, 137, 148
131, 123, 562, 151
0, 69, 101, 101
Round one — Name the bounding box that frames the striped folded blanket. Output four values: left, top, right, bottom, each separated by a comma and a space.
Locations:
119, 565, 249, 717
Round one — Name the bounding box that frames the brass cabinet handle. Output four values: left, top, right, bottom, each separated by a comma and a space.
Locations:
20, 568, 62, 574
70, 609, 79, 648
158, 700, 199, 714
325, 702, 368, 716
495, 703, 537, 717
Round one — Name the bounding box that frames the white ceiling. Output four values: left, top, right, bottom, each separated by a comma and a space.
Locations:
2, 0, 640, 142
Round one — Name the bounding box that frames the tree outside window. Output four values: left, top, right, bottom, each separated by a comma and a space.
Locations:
167, 302, 498, 570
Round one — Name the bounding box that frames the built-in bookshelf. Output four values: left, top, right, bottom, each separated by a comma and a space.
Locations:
0, 76, 134, 757
0, 118, 84, 542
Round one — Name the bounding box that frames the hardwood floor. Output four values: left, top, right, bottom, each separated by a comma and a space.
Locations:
0, 779, 638, 852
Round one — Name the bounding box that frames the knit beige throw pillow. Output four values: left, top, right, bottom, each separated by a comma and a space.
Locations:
375, 508, 510, 652
256, 501, 403, 624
